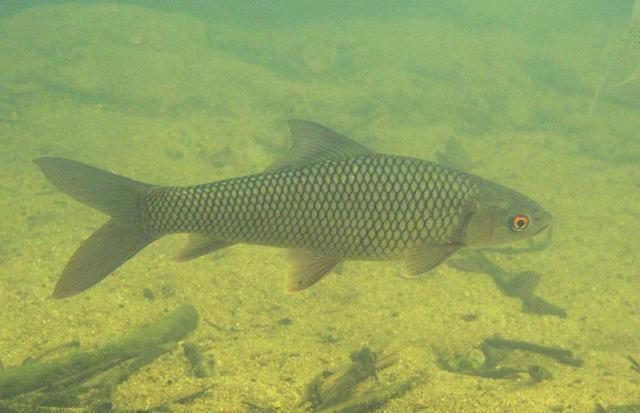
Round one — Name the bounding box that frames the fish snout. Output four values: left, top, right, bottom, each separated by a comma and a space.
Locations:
535, 210, 553, 234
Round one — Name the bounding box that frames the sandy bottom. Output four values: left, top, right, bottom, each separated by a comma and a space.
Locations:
0, 3, 639, 412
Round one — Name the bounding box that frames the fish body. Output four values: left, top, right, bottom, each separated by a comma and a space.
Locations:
35, 120, 551, 298
144, 155, 478, 259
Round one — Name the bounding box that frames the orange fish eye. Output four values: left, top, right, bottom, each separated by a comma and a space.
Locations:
511, 214, 530, 231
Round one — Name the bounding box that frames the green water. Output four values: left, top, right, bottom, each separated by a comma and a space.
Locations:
0, 1, 639, 411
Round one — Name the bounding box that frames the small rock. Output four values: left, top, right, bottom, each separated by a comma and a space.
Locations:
184, 342, 215, 378
278, 318, 293, 326
461, 313, 478, 322
143, 288, 155, 300
161, 284, 175, 297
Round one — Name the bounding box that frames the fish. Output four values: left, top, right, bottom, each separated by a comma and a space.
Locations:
34, 120, 552, 299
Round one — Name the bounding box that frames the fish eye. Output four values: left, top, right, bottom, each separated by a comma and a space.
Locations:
510, 214, 530, 231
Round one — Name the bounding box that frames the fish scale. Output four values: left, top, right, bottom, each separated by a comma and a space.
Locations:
34, 119, 551, 298
142, 155, 479, 260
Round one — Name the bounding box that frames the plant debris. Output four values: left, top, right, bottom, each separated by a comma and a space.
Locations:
436, 335, 582, 383
299, 347, 414, 412
0, 305, 202, 412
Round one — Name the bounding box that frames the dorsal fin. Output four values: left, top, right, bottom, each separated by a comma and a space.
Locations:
265, 120, 375, 173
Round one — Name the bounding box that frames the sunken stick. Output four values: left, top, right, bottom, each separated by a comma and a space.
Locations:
0, 304, 199, 399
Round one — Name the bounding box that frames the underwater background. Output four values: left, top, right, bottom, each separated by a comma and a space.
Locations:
0, 0, 639, 411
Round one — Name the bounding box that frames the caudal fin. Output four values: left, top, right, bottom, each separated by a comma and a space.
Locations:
34, 157, 153, 299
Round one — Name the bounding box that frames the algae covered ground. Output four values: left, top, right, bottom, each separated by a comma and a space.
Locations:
0, 2, 639, 412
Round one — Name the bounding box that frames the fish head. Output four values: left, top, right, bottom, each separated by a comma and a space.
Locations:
463, 181, 552, 246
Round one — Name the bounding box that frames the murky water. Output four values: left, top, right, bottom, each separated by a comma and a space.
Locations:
0, 1, 638, 411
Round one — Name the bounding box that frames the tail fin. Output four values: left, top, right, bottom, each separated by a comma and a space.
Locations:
34, 157, 154, 299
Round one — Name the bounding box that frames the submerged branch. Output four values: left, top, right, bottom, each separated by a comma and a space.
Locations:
0, 304, 199, 400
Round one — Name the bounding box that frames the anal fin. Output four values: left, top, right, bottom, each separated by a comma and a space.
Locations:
404, 243, 461, 278
287, 249, 342, 293
175, 234, 233, 261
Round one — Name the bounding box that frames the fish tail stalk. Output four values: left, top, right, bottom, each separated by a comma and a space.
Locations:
34, 157, 153, 298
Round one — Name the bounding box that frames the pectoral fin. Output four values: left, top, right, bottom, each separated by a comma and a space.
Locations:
404, 244, 461, 278
287, 249, 342, 293
175, 234, 233, 261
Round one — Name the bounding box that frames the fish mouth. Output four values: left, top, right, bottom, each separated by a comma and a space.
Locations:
535, 222, 552, 236
536, 210, 553, 234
